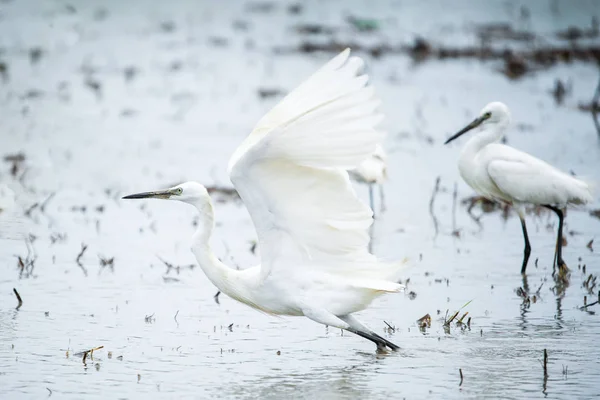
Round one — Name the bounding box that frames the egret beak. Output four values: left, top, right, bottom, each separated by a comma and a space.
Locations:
444, 115, 487, 145
122, 188, 176, 200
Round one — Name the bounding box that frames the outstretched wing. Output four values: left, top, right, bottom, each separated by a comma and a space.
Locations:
228, 49, 385, 281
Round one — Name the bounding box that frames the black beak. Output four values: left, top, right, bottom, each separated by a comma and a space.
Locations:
122, 189, 173, 200
444, 116, 487, 145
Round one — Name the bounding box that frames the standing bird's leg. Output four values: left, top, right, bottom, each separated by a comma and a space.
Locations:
379, 184, 386, 213
517, 211, 532, 274
543, 205, 566, 268
369, 184, 375, 217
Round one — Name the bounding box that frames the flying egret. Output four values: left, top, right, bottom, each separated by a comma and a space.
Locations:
444, 102, 593, 273
123, 49, 406, 351
350, 144, 387, 215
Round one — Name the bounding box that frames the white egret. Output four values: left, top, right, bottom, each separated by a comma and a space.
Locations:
444, 102, 593, 273
123, 49, 406, 351
350, 144, 387, 215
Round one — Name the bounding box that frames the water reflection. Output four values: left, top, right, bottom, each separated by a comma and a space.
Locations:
224, 356, 381, 399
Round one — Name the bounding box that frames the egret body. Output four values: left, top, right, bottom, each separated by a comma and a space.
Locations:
350, 144, 387, 215
445, 102, 593, 273
124, 50, 406, 351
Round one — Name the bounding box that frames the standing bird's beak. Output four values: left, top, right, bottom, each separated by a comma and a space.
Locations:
122, 188, 177, 199
444, 114, 489, 145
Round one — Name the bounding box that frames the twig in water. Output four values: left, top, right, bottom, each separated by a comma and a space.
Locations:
459, 368, 464, 386
81, 345, 104, 364
158, 256, 175, 272
99, 255, 114, 266
76, 243, 89, 276
383, 320, 395, 332
39, 192, 55, 214
174, 310, 179, 326
542, 348, 549, 394
579, 299, 599, 310
429, 177, 441, 237
157, 255, 195, 275
98, 255, 115, 274
13, 288, 23, 309
445, 310, 460, 325
214, 291, 221, 304
457, 312, 469, 324
24, 202, 39, 218
76, 243, 88, 264
46, 387, 52, 397
417, 314, 431, 329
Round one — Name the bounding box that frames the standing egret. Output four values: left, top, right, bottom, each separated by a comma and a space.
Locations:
123, 49, 406, 351
350, 144, 387, 215
444, 102, 593, 273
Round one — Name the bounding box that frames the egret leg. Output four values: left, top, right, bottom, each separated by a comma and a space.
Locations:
544, 205, 565, 268
519, 215, 532, 274
339, 314, 400, 351
303, 307, 393, 351
369, 184, 375, 217
347, 329, 388, 352
379, 184, 386, 212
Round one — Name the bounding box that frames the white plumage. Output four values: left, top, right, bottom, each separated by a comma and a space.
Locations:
445, 101, 593, 273
350, 144, 387, 215
124, 49, 406, 351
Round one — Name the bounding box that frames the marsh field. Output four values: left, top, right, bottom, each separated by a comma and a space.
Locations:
1, 0, 600, 398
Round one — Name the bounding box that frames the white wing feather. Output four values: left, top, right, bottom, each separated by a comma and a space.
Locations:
486, 145, 592, 206
228, 49, 400, 284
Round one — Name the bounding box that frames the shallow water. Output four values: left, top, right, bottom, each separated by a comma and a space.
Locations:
1, 0, 600, 398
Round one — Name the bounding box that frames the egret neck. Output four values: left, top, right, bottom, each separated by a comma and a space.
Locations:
188, 196, 235, 293
458, 117, 510, 174
461, 117, 509, 156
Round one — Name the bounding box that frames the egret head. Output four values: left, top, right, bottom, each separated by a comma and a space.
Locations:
444, 102, 511, 145
122, 181, 210, 206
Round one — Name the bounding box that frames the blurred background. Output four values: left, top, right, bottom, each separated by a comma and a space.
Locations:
1, 0, 599, 398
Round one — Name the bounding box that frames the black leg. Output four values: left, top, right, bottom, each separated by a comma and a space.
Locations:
346, 327, 399, 351
369, 331, 400, 351
519, 215, 532, 274
347, 328, 387, 351
544, 205, 565, 268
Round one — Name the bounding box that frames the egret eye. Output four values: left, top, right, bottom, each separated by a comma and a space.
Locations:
483, 112, 492, 119
175, 187, 183, 195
